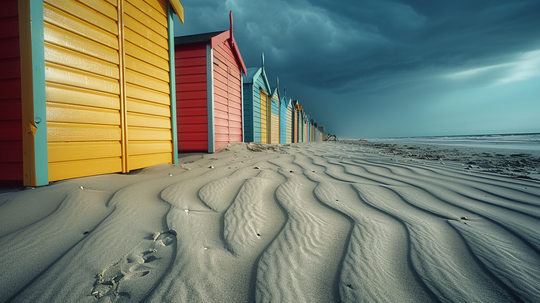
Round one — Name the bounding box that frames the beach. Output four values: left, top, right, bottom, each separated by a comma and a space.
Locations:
1, 141, 540, 302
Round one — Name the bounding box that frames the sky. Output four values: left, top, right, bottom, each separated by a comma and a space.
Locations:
173, 0, 540, 139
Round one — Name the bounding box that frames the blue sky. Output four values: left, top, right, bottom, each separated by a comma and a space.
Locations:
174, 0, 540, 139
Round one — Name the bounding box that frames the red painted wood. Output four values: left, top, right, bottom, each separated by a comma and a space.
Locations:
0, 2, 23, 181
0, 58, 21, 80
177, 124, 207, 133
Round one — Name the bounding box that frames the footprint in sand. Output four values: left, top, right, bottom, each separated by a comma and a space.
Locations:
91, 231, 177, 302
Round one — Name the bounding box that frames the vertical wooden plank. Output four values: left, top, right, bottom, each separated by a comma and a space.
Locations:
118, 0, 128, 172
19, 0, 49, 186
168, 2, 177, 163
207, 44, 215, 153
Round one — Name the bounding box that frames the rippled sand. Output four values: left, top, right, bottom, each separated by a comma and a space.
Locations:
1, 142, 539, 302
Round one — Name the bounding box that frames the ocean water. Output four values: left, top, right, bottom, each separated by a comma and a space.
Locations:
372, 133, 540, 151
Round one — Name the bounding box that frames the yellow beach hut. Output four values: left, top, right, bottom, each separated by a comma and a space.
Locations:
0, 0, 184, 186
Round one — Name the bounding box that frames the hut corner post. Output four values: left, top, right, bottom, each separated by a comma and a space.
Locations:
206, 44, 215, 153
19, 0, 48, 186
168, 2, 178, 164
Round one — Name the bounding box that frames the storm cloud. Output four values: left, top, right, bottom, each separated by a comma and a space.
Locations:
174, 0, 540, 138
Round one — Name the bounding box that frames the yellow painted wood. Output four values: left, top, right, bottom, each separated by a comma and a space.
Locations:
271, 113, 279, 143
127, 99, 170, 116
45, 42, 119, 79
45, 62, 120, 94
128, 127, 172, 141
126, 83, 170, 105
128, 0, 167, 27
77, 0, 118, 20
47, 122, 122, 142
118, 0, 128, 173
103, 0, 116, 5
124, 1, 167, 38
47, 83, 120, 110
44, 3, 118, 50
128, 152, 172, 170
125, 55, 169, 82
44, 0, 118, 34
124, 28, 168, 60
47, 102, 121, 125
125, 69, 169, 94
127, 112, 171, 129
167, 0, 184, 23
125, 41, 169, 71
144, 0, 167, 17
128, 141, 172, 156
124, 14, 168, 49
48, 157, 122, 181
48, 142, 121, 162
44, 22, 119, 64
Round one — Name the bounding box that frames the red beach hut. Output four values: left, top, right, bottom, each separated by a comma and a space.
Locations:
175, 12, 246, 153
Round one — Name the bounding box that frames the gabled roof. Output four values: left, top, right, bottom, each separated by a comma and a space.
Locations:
174, 31, 226, 45
174, 12, 246, 75
243, 54, 271, 92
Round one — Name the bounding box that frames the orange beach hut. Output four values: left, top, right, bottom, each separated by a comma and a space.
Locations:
0, 0, 184, 186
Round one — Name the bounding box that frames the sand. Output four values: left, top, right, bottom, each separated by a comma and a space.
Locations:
1, 141, 539, 302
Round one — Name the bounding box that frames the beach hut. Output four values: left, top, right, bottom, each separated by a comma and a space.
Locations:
285, 97, 293, 144
292, 101, 299, 143
174, 12, 246, 153
242, 54, 271, 143
269, 81, 280, 144
279, 93, 288, 144
0, 0, 184, 187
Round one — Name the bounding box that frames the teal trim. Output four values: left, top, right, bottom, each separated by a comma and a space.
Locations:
168, 3, 178, 164
30, 1, 48, 186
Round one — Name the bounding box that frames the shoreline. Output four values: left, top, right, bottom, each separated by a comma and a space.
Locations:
343, 140, 540, 180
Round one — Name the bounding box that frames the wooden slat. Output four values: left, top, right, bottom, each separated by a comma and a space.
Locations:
128, 0, 167, 27
45, 42, 119, 79
127, 112, 171, 129
124, 14, 167, 49
124, 28, 168, 60
128, 152, 172, 170
128, 141, 172, 156
48, 142, 121, 162
47, 102, 120, 125
128, 127, 172, 141
47, 122, 121, 142
125, 69, 169, 94
144, 0, 167, 16
45, 62, 120, 94
126, 83, 169, 105
44, 0, 118, 34
44, 22, 119, 64
46, 82, 120, 110
125, 41, 169, 71
127, 99, 169, 116
124, 1, 167, 38
44, 3, 118, 49
48, 157, 122, 181
125, 55, 169, 82
77, 0, 118, 20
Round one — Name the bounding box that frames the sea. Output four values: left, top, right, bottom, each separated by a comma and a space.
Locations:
371, 133, 540, 152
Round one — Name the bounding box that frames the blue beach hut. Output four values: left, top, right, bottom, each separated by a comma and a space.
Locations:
242, 54, 271, 143
280, 93, 289, 144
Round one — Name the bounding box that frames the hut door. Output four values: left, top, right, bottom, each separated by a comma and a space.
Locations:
44, 0, 173, 182
260, 89, 268, 144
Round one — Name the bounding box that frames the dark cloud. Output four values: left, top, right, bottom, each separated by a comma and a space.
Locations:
175, 0, 540, 138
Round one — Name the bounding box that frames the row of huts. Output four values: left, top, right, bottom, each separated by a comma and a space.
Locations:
0, 2, 326, 187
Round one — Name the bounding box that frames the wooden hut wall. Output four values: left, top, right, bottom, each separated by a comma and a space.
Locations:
0, 0, 22, 184
259, 89, 268, 143
270, 92, 280, 144
285, 100, 292, 144
213, 38, 242, 151
176, 43, 207, 151
9, 0, 183, 186
279, 97, 287, 144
